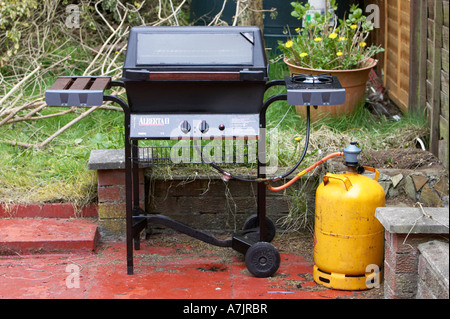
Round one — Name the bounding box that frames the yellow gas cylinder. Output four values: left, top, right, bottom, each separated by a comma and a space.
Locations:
313, 165, 385, 291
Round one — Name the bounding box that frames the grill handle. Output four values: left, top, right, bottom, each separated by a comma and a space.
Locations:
124, 70, 266, 81
239, 70, 267, 81
124, 69, 150, 81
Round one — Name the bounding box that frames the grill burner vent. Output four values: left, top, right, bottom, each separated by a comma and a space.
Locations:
291, 72, 333, 84
285, 73, 346, 106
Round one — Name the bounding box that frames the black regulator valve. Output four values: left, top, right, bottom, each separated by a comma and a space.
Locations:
344, 142, 361, 167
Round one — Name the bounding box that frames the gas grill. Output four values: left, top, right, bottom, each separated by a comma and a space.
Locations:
45, 26, 345, 278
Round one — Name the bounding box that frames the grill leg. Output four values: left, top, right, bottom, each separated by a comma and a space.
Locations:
126, 137, 134, 275
124, 106, 134, 274
257, 180, 267, 241
103, 94, 135, 275
257, 113, 267, 242
132, 140, 141, 251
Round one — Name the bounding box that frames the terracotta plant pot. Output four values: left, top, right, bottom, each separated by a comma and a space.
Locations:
284, 57, 377, 121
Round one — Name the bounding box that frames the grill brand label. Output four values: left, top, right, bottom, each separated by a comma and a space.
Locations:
139, 117, 169, 126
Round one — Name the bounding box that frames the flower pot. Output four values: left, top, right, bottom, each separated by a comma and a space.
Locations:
284, 57, 377, 121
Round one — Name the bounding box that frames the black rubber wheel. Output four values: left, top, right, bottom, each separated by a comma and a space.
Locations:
245, 242, 280, 278
243, 214, 276, 242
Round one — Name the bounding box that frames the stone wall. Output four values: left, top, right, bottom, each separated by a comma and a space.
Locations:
349, 168, 448, 207
328, 158, 449, 207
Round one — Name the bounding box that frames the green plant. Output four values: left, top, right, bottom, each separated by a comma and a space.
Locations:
0, 0, 38, 65
278, 0, 384, 70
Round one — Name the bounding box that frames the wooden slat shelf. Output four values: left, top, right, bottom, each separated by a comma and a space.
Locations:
45, 76, 111, 107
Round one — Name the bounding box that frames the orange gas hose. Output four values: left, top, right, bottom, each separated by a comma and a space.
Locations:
266, 152, 344, 192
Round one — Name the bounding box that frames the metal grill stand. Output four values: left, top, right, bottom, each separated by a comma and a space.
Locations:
118, 88, 287, 278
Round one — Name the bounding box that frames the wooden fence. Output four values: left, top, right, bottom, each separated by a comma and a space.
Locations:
384, 0, 411, 112
410, 0, 449, 168
369, 0, 449, 169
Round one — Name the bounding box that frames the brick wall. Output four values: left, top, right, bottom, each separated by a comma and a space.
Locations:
93, 166, 318, 237
383, 231, 449, 298
97, 168, 145, 238
147, 177, 300, 231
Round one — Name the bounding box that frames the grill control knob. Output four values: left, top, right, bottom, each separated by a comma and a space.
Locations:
180, 120, 191, 134
199, 120, 209, 133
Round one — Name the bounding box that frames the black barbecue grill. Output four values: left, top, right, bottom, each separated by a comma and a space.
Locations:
45, 26, 345, 278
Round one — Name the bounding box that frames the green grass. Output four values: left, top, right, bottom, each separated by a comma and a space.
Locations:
0, 108, 124, 204
0, 61, 428, 205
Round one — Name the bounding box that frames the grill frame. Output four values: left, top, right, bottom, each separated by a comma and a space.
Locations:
45, 26, 294, 278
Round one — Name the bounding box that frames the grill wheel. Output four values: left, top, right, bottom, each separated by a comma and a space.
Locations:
245, 242, 281, 278
243, 214, 276, 243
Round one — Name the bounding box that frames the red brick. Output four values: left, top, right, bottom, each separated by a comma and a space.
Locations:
97, 170, 126, 186
384, 259, 418, 298
97, 169, 144, 186
390, 233, 448, 254
384, 230, 393, 249
390, 233, 430, 254
383, 240, 396, 268
394, 252, 418, 273
385, 241, 418, 274
383, 260, 395, 292
98, 186, 121, 202
97, 183, 145, 208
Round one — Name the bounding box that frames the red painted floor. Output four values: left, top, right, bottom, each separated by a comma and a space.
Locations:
0, 233, 380, 299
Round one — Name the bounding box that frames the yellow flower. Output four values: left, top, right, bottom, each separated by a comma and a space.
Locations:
336, 51, 343, 56
314, 37, 322, 42
295, 27, 300, 32
285, 40, 293, 48
359, 42, 367, 47
351, 24, 358, 30
338, 37, 347, 41
329, 33, 338, 39
300, 52, 308, 58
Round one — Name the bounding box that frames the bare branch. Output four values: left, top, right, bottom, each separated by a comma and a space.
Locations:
0, 67, 41, 116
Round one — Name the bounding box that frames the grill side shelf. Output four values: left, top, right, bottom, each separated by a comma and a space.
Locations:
45, 76, 111, 107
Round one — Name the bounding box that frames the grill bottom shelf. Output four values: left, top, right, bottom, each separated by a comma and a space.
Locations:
132, 140, 259, 166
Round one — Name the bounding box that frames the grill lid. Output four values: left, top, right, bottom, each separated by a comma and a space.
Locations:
123, 26, 268, 82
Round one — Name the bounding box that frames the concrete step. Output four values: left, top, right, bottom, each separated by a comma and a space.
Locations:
417, 240, 449, 299
0, 203, 97, 218
0, 218, 99, 255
